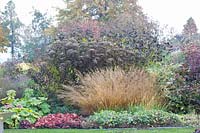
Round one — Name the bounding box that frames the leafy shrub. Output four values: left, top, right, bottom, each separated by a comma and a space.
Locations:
48, 95, 80, 114
180, 114, 200, 127
147, 48, 200, 114
88, 110, 133, 128
58, 0, 168, 64
34, 113, 82, 129
146, 55, 183, 108
88, 110, 182, 128
176, 44, 200, 114
165, 80, 200, 114
0, 89, 50, 128
31, 40, 139, 92
163, 44, 200, 114
126, 105, 146, 114
50, 105, 79, 114
132, 110, 182, 127
59, 67, 159, 115
147, 59, 180, 92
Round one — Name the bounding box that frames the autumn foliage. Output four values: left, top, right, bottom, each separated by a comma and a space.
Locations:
0, 25, 8, 53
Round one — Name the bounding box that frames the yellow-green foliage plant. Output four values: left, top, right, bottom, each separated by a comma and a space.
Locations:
60, 67, 159, 115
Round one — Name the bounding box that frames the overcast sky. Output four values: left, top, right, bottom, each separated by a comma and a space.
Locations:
1, 0, 200, 62
0, 0, 65, 25
139, 0, 200, 33
0, 0, 200, 32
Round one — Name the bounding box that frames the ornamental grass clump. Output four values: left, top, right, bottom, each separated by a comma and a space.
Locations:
60, 67, 159, 114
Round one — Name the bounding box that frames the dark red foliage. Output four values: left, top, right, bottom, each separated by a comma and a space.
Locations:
61, 20, 101, 40
20, 120, 34, 129
182, 44, 200, 80
194, 129, 200, 133
34, 113, 82, 128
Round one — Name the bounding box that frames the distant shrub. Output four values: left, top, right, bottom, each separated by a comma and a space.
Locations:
59, 67, 159, 115
0, 61, 34, 99
0, 74, 30, 99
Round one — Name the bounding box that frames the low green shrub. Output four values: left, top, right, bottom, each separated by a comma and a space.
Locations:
88, 110, 133, 128
48, 95, 80, 114
132, 110, 182, 127
0, 89, 50, 128
88, 110, 182, 128
126, 105, 146, 114
180, 114, 200, 127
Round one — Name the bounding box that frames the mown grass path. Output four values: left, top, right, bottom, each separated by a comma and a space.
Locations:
5, 128, 195, 133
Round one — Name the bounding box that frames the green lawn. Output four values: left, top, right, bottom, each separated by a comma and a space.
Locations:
5, 128, 195, 133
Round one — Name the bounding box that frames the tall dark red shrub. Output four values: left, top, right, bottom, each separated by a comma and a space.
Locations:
30, 40, 138, 92
182, 44, 200, 81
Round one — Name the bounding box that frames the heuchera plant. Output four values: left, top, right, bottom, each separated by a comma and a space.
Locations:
34, 113, 82, 128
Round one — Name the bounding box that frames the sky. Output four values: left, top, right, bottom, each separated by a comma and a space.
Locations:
139, 0, 200, 33
1, 0, 200, 62
0, 0, 65, 25
0, 0, 65, 62
0, 0, 200, 32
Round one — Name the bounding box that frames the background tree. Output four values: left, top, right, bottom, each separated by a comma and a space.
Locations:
0, 24, 8, 53
58, 0, 140, 22
182, 17, 198, 36
1, 0, 23, 59
22, 10, 53, 62
181, 17, 200, 45
170, 17, 200, 49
